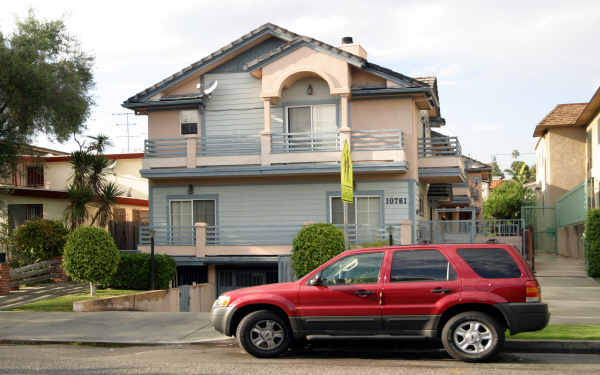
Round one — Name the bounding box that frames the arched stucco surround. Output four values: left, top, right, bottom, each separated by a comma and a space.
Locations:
260, 46, 351, 99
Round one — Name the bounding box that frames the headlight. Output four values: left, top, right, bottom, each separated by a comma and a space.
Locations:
214, 295, 230, 307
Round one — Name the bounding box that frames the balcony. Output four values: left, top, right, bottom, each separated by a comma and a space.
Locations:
418, 136, 465, 183
142, 129, 406, 173
0, 163, 45, 188
138, 222, 413, 257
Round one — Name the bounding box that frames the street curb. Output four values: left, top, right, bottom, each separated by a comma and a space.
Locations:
0, 337, 234, 346
505, 339, 600, 354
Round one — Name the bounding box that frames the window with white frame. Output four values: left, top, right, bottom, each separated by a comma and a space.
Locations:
331, 196, 381, 242
180, 110, 199, 135
287, 104, 336, 134
170, 199, 215, 227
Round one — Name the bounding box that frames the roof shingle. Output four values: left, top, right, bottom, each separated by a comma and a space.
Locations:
533, 103, 587, 137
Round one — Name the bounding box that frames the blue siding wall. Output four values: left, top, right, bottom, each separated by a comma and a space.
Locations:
151, 180, 412, 244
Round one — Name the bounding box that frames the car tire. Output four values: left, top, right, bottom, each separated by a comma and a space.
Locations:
441, 311, 504, 362
236, 310, 291, 358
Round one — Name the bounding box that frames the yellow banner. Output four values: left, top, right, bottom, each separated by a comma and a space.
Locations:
341, 140, 353, 203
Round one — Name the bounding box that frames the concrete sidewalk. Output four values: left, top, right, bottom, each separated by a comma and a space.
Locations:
0, 311, 227, 344
535, 254, 600, 325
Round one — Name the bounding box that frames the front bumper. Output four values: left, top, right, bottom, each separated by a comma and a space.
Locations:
210, 305, 237, 336
496, 302, 550, 334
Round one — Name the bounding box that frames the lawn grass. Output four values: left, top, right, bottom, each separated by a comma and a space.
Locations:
508, 325, 600, 340
9, 289, 139, 312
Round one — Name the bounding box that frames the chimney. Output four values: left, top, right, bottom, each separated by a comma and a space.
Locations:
338, 36, 367, 59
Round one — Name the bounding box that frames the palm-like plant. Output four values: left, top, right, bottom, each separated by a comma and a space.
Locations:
65, 134, 122, 229
503, 161, 534, 184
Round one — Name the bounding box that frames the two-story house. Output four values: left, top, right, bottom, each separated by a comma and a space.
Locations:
0, 149, 149, 233
533, 85, 600, 259
124, 24, 465, 296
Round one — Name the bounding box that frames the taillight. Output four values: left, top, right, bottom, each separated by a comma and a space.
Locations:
525, 280, 541, 303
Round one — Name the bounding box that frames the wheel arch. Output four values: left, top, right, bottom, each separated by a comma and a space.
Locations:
437, 303, 509, 337
229, 303, 291, 337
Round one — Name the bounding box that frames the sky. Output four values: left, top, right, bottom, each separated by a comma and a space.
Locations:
2, 0, 600, 170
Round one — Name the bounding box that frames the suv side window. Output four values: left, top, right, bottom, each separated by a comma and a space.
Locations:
457, 248, 521, 279
319, 252, 384, 286
391, 250, 456, 282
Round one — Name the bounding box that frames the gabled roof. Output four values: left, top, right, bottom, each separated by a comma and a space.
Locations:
123, 23, 298, 105
533, 103, 587, 137
123, 22, 436, 111
462, 155, 491, 172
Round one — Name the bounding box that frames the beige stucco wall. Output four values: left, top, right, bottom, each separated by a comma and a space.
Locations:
149, 110, 203, 139
0, 195, 67, 222
585, 110, 600, 203
545, 127, 586, 205
260, 46, 351, 97
350, 98, 418, 179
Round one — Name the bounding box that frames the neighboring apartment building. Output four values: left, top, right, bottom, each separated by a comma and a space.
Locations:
123, 24, 466, 297
0, 150, 149, 231
434, 154, 491, 220
533, 86, 600, 258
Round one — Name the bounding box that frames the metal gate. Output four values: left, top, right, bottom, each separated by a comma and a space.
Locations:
521, 206, 557, 255
216, 267, 278, 297
416, 219, 524, 254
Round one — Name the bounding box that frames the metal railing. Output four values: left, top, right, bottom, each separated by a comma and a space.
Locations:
197, 135, 260, 156
271, 130, 340, 153
351, 129, 403, 151
144, 137, 187, 158
208, 224, 303, 245
0, 163, 45, 187
418, 136, 461, 157
139, 225, 196, 246
556, 182, 586, 227
416, 219, 523, 244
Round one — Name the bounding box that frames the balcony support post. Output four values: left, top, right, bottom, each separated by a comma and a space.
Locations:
261, 98, 273, 166
184, 135, 197, 168
195, 222, 207, 257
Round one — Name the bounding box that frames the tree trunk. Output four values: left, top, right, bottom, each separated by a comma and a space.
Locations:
89, 282, 96, 296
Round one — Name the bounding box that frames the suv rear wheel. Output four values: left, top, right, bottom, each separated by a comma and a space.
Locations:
236, 310, 291, 358
441, 311, 504, 362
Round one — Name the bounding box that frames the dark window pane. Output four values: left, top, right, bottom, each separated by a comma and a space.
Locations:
181, 122, 198, 135
457, 248, 521, 279
391, 250, 455, 282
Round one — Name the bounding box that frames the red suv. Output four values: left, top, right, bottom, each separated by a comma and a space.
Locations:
211, 244, 549, 362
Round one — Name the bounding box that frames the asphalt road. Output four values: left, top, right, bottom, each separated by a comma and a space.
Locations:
1, 341, 599, 375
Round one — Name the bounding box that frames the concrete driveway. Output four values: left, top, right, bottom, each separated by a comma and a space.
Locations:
0, 282, 86, 311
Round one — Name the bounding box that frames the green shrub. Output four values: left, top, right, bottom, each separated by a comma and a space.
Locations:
585, 209, 600, 277
13, 219, 68, 263
351, 239, 388, 249
291, 223, 345, 278
63, 227, 120, 293
108, 253, 176, 290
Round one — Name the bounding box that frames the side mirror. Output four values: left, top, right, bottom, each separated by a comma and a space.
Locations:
309, 274, 322, 286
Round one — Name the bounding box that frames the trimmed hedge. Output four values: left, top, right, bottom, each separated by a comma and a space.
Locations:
291, 223, 345, 278
108, 253, 176, 290
13, 219, 68, 263
585, 209, 600, 277
63, 227, 120, 286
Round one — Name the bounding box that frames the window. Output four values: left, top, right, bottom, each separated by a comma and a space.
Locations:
170, 199, 216, 227
287, 104, 336, 134
391, 250, 456, 282
457, 248, 521, 279
331, 196, 381, 242
319, 252, 384, 285
7, 204, 43, 229
180, 110, 199, 135
26, 166, 44, 187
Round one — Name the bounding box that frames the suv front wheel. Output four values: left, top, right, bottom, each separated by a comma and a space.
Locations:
236, 310, 291, 358
441, 311, 504, 362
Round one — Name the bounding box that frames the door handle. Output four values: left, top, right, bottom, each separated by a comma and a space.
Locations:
430, 288, 452, 294
354, 289, 375, 297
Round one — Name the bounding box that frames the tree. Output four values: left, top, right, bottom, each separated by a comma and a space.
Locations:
13, 219, 68, 264
63, 226, 120, 296
490, 155, 505, 179
512, 149, 520, 160
291, 223, 345, 278
483, 180, 536, 219
64, 135, 123, 229
0, 10, 94, 178
503, 161, 535, 184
